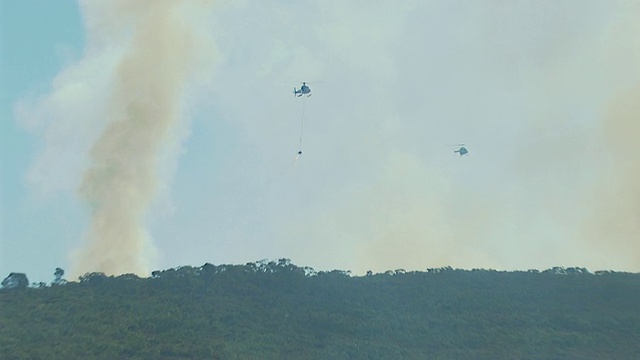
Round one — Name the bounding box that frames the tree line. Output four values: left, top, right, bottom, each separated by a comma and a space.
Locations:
2, 260, 640, 359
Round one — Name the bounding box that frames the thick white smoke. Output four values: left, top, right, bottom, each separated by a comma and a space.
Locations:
21, 0, 216, 277
73, 0, 216, 276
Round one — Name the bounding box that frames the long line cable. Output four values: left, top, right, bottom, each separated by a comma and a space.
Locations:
298, 96, 306, 153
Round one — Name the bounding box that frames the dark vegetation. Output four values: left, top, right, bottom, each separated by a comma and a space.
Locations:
1, 260, 640, 359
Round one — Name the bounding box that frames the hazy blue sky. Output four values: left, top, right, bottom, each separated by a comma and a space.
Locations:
2, 0, 640, 282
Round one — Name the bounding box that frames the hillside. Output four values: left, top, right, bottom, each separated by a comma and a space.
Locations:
1, 260, 640, 359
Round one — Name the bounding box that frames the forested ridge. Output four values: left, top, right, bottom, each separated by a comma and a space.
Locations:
1, 260, 640, 360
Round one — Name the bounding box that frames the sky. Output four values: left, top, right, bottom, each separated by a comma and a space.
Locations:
1, 0, 640, 283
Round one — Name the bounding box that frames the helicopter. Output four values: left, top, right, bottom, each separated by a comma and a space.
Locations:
294, 82, 311, 97
449, 144, 469, 156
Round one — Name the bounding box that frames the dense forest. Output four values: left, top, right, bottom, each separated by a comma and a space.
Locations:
1, 260, 640, 360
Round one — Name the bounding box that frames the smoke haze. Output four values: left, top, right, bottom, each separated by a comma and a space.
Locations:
198, 1, 640, 274
14, 1, 640, 279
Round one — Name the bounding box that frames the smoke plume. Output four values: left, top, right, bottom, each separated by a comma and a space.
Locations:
66, 0, 215, 276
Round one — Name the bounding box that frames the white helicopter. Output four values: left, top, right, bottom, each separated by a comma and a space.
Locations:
293, 82, 311, 97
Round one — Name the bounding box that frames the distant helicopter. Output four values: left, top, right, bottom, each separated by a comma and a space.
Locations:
294, 82, 311, 97
449, 144, 469, 156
